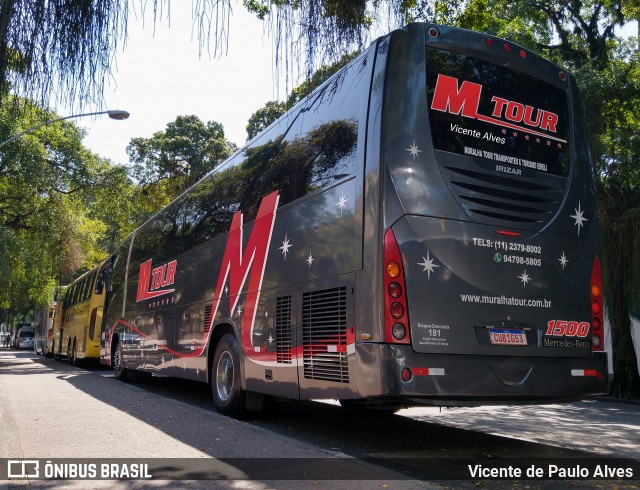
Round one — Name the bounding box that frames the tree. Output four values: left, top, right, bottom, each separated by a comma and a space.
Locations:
246, 101, 287, 141
246, 51, 358, 140
127, 115, 237, 200
0, 97, 141, 323
0, 1, 419, 115
0, 0, 125, 111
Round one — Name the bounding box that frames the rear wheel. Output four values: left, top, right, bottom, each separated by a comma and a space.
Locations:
212, 334, 246, 417
113, 341, 128, 381
68, 340, 76, 366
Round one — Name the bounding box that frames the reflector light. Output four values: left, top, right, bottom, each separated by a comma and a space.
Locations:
486, 38, 494, 47
412, 367, 445, 376
503, 43, 511, 52
519, 49, 526, 59
571, 369, 598, 377
592, 334, 601, 348
559, 71, 567, 81
401, 368, 412, 382
497, 229, 521, 237
592, 318, 601, 330
592, 300, 601, 315
591, 284, 601, 297
429, 27, 440, 38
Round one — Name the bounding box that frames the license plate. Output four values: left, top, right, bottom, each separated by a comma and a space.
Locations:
489, 329, 527, 346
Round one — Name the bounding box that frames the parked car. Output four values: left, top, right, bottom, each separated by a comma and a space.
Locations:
14, 325, 34, 350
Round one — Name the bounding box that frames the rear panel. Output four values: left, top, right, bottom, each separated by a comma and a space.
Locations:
375, 23, 606, 401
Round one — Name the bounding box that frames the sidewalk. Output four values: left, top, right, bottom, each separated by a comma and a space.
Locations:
0, 349, 430, 489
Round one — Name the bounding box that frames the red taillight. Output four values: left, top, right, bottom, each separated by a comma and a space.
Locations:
591, 257, 604, 351
384, 229, 410, 344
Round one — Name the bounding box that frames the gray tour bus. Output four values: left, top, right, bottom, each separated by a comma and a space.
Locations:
100, 23, 608, 416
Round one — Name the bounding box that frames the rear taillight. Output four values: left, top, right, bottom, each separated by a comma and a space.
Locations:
384, 229, 410, 344
591, 257, 604, 351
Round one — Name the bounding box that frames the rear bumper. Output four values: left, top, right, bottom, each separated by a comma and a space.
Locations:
354, 343, 608, 405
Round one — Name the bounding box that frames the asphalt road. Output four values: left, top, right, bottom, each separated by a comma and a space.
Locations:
1, 348, 639, 489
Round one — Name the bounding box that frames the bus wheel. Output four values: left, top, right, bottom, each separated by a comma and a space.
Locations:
113, 341, 128, 381
68, 340, 76, 366
212, 334, 246, 417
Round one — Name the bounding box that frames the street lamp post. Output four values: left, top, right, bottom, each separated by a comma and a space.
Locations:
0, 109, 130, 149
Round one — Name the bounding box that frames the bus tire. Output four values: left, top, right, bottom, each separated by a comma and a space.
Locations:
68, 340, 76, 366
113, 341, 128, 381
212, 333, 246, 417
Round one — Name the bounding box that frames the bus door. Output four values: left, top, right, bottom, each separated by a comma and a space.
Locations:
174, 302, 206, 382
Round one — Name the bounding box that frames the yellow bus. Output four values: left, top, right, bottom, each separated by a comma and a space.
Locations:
58, 262, 108, 365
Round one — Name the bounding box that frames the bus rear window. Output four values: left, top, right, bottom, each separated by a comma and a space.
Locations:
426, 48, 569, 177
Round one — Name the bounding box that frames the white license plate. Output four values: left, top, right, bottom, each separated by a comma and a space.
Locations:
489, 329, 527, 346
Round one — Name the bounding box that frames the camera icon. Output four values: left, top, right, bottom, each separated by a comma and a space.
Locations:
8, 460, 39, 478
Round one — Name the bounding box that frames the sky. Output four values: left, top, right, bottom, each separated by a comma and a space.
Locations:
72, 3, 289, 165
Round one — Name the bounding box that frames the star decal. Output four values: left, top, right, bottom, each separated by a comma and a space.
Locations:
306, 252, 314, 268
161, 356, 165, 364
336, 191, 349, 216
268, 334, 274, 346
405, 140, 422, 160
417, 252, 440, 280
558, 252, 569, 270
518, 269, 531, 286
570, 202, 588, 235
279, 234, 292, 259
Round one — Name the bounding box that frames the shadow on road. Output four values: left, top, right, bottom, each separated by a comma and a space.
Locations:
6, 350, 639, 487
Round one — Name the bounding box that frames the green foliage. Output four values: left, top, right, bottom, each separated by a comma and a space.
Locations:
246, 101, 287, 141
0, 97, 143, 323
246, 51, 358, 140
127, 115, 237, 200
0, 0, 125, 112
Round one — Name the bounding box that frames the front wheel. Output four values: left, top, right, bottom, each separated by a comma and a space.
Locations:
212, 334, 246, 417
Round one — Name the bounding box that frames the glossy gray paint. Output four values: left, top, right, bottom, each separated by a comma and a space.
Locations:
101, 23, 607, 407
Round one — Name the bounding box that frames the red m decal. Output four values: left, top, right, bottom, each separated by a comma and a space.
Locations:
209, 191, 280, 354
136, 259, 177, 302
430, 73, 482, 117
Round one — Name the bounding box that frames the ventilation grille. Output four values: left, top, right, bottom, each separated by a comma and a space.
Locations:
204, 303, 213, 334
302, 287, 349, 383
276, 296, 292, 364
442, 164, 565, 231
